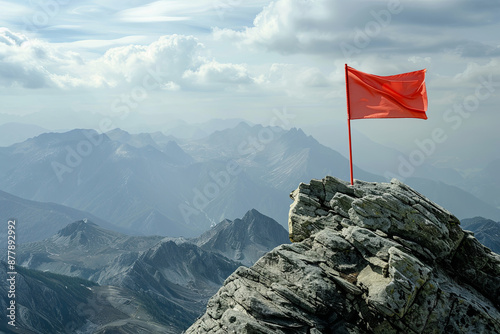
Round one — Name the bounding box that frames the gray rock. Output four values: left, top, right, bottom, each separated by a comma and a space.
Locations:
186, 176, 500, 333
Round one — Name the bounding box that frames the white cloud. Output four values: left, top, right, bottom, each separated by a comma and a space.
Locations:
0, 28, 257, 91
409, 56, 431, 64
0, 28, 85, 89
297, 68, 331, 88
214, 0, 340, 54
183, 61, 253, 88
96, 35, 203, 86
0, 27, 27, 45
251, 63, 336, 99
213, 0, 500, 61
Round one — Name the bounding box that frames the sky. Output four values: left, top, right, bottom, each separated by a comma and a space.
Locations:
0, 0, 499, 170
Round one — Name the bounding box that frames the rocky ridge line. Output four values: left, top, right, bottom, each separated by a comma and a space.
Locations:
186, 176, 500, 333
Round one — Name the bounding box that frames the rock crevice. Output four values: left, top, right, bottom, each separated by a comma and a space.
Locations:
187, 177, 500, 333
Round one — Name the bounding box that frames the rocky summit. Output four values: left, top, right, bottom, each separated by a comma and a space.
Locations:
186, 176, 500, 334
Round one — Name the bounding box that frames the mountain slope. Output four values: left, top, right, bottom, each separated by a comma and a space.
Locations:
193, 209, 290, 266
0, 262, 96, 334
0, 263, 179, 333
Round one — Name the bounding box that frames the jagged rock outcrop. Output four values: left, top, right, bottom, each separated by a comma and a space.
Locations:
186, 176, 500, 333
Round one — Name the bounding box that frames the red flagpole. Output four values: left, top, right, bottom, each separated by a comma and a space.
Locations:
345, 64, 354, 185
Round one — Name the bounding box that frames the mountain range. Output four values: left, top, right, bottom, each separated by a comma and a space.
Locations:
1, 119, 499, 333
1, 123, 499, 240
14, 209, 289, 332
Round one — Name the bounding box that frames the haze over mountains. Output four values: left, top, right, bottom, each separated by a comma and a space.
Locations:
0, 122, 499, 241
0, 189, 127, 250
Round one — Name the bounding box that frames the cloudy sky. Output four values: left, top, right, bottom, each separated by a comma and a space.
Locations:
1, 0, 499, 169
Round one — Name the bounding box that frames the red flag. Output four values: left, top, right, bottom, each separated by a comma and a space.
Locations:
346, 65, 428, 120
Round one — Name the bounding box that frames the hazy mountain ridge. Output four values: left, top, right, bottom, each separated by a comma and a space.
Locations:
0, 189, 126, 251
1, 123, 499, 241
0, 129, 197, 236
1, 120, 498, 217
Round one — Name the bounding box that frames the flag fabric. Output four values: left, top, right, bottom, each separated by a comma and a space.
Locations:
346, 66, 428, 120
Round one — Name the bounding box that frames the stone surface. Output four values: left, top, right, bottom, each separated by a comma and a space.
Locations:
186, 177, 500, 333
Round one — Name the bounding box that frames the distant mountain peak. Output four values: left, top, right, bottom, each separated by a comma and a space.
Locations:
242, 208, 264, 219
106, 128, 131, 138
57, 219, 98, 237
235, 121, 252, 130
51, 220, 125, 249
193, 209, 290, 266
284, 127, 309, 139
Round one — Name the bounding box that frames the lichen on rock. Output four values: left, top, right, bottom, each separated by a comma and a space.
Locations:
186, 176, 500, 333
